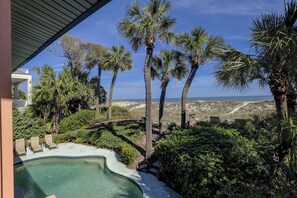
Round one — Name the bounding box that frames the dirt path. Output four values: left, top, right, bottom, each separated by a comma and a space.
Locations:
225, 102, 250, 115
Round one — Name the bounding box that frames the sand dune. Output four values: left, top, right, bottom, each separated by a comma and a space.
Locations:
113, 100, 275, 125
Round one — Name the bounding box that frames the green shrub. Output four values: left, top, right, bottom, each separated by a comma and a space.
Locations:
54, 130, 80, 144
105, 106, 133, 120
166, 122, 178, 131
119, 143, 138, 165
59, 110, 96, 133
155, 125, 271, 198
13, 107, 47, 139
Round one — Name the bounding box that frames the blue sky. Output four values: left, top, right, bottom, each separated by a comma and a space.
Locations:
22, 0, 284, 99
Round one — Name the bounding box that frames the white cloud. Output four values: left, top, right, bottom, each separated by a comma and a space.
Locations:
172, 0, 282, 16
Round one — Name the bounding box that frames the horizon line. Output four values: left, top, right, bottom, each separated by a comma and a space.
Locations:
113, 95, 273, 100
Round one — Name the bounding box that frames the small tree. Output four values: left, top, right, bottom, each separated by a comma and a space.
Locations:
85, 42, 107, 114
152, 50, 188, 133
176, 26, 225, 128
103, 45, 133, 121
33, 65, 90, 133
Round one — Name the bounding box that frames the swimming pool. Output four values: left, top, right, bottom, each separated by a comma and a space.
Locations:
14, 157, 143, 198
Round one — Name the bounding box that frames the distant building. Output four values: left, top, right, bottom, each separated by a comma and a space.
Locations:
11, 69, 32, 108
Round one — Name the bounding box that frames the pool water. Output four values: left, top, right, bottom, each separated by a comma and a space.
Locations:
14, 157, 143, 198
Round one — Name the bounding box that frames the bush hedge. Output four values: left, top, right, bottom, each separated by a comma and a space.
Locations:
13, 106, 47, 139
59, 110, 96, 133
119, 143, 138, 165
155, 123, 296, 198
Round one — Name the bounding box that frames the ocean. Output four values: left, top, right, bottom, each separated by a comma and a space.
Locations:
115, 95, 274, 102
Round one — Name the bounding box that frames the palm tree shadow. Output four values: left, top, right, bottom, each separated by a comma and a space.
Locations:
106, 123, 146, 157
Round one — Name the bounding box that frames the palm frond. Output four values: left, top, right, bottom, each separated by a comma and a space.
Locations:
158, 15, 176, 43
171, 62, 188, 81
214, 47, 260, 91
102, 45, 133, 74
128, 0, 142, 22
192, 26, 208, 51
152, 55, 163, 72
118, 19, 145, 51
176, 32, 194, 53
204, 35, 226, 60
284, 0, 297, 27
152, 49, 188, 82
151, 65, 160, 80
119, 0, 175, 51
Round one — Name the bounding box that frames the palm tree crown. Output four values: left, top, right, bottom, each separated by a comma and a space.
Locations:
103, 45, 133, 121
103, 45, 133, 74
152, 50, 188, 83
119, 0, 176, 51
176, 26, 225, 67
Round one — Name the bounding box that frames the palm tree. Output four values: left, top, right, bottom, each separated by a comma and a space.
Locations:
32, 65, 56, 120
152, 50, 188, 133
52, 68, 75, 133
33, 65, 76, 133
214, 3, 297, 120
103, 45, 133, 121
85, 42, 107, 115
176, 26, 225, 128
119, 0, 176, 158
214, 2, 297, 161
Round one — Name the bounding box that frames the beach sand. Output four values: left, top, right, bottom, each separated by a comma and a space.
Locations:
113, 100, 275, 126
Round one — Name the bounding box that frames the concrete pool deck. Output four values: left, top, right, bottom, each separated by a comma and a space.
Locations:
14, 143, 181, 198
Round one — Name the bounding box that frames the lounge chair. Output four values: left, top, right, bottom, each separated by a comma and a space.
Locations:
44, 134, 58, 149
15, 138, 26, 156
30, 137, 42, 152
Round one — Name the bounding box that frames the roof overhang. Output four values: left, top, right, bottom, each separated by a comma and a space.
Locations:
12, 0, 111, 72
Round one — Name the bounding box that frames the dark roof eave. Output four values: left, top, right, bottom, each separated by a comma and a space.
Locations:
13, 0, 111, 72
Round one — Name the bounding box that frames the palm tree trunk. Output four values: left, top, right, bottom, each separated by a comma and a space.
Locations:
274, 94, 288, 119
96, 66, 102, 115
269, 67, 288, 120
144, 47, 154, 158
159, 80, 169, 134
54, 108, 60, 134
269, 66, 291, 162
181, 65, 198, 128
287, 85, 296, 116
108, 72, 118, 121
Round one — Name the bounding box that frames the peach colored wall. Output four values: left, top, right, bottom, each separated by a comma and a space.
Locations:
0, 100, 13, 198
0, 0, 14, 197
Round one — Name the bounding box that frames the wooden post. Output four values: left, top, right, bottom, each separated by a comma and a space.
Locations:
0, 0, 14, 197
210, 116, 220, 124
